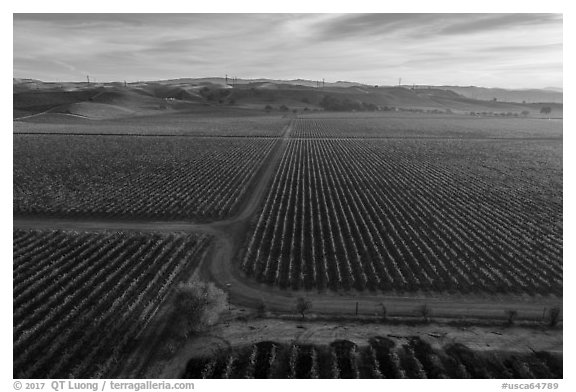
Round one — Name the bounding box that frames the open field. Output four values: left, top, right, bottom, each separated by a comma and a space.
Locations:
13, 229, 211, 378
14, 135, 278, 220
241, 135, 562, 295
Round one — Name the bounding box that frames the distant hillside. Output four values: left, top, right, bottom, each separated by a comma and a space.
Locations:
13, 78, 563, 120
433, 86, 563, 104
156, 77, 368, 89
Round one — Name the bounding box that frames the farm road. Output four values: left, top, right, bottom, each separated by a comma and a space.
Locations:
13, 118, 561, 321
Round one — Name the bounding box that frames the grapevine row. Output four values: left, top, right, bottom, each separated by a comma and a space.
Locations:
242, 136, 562, 295
14, 136, 277, 220
13, 229, 211, 378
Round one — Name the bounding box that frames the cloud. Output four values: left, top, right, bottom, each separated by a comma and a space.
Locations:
437, 13, 562, 36
13, 13, 563, 89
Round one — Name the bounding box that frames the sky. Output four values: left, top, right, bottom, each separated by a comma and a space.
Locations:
13, 13, 563, 89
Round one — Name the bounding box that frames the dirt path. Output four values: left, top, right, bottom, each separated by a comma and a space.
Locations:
158, 318, 563, 378
13, 116, 562, 322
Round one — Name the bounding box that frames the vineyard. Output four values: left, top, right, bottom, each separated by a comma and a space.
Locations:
13, 229, 211, 378
291, 116, 564, 139
14, 135, 277, 220
182, 337, 562, 379
14, 114, 289, 137
242, 135, 562, 295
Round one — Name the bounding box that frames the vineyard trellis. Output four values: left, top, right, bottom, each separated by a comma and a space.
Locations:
242, 125, 562, 295
13, 229, 211, 378
14, 136, 278, 220
181, 337, 562, 379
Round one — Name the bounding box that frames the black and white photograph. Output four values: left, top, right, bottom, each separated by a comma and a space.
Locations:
9, 5, 566, 386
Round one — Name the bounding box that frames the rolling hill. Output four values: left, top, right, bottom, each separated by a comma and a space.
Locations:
13, 78, 563, 120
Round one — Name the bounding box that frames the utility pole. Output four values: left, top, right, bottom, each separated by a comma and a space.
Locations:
226, 74, 228, 86
398, 77, 402, 87
124, 80, 127, 88
87, 75, 90, 84
322, 78, 325, 88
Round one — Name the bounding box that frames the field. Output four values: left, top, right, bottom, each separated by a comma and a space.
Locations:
13, 110, 563, 379
14, 113, 289, 137
181, 337, 562, 379
241, 126, 562, 294
291, 115, 563, 139
14, 135, 278, 220
13, 229, 211, 378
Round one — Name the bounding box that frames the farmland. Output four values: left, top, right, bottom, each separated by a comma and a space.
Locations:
14, 135, 278, 220
181, 337, 562, 379
290, 115, 563, 139
242, 122, 562, 295
13, 111, 563, 379
14, 113, 289, 137
13, 229, 211, 378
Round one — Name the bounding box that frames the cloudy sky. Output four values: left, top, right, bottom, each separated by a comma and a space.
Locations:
13, 13, 562, 88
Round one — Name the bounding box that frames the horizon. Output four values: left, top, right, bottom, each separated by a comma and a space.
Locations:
12, 75, 563, 92
14, 14, 563, 89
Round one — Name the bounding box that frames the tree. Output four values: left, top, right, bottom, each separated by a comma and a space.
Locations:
505, 309, 518, 326
379, 303, 388, 322
172, 279, 227, 337
279, 104, 289, 112
264, 105, 273, 112
256, 299, 267, 317
540, 106, 552, 115
548, 306, 561, 327
521, 110, 530, 117
419, 304, 431, 323
296, 297, 312, 319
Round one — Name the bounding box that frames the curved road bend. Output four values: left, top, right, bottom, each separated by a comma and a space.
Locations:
13, 118, 561, 321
